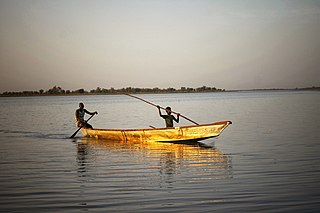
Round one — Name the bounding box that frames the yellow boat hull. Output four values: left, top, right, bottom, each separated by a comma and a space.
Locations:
81, 121, 231, 142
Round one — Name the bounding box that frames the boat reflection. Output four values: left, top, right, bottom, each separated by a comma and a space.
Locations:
76, 138, 233, 183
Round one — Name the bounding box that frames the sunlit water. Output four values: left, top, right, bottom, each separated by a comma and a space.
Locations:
0, 91, 319, 212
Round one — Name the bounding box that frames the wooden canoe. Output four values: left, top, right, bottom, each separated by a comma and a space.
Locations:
81, 121, 232, 143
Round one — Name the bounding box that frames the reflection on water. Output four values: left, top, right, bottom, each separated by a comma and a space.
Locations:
77, 142, 89, 177
76, 138, 233, 188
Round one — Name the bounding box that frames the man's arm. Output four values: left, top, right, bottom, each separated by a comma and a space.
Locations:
75, 109, 80, 121
172, 114, 180, 123
157, 106, 163, 117
84, 109, 98, 115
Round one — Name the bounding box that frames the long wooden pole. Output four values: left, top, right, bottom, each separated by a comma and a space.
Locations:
125, 93, 199, 125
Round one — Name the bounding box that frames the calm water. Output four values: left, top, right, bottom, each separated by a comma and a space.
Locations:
0, 91, 319, 212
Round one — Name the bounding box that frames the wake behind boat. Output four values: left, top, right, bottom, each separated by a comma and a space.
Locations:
81, 121, 232, 143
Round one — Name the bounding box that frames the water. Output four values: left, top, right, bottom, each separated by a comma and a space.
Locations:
0, 91, 319, 212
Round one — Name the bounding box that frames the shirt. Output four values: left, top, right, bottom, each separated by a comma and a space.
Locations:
160, 114, 179, 127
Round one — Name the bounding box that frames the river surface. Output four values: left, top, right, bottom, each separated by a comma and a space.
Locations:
0, 91, 319, 212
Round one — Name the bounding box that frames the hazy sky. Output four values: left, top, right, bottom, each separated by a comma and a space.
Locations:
1, 0, 320, 92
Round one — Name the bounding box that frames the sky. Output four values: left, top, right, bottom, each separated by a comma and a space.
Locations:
0, 0, 320, 92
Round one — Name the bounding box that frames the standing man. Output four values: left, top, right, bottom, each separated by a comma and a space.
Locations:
75, 103, 98, 129
157, 105, 180, 128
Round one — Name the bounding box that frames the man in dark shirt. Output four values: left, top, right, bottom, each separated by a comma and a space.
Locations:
75, 103, 98, 129
157, 105, 180, 128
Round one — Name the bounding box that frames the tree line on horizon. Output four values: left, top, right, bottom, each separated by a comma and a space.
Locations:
0, 85, 225, 96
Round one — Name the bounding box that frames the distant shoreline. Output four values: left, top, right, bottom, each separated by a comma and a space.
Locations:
0, 86, 224, 97
0, 86, 319, 97
229, 87, 320, 92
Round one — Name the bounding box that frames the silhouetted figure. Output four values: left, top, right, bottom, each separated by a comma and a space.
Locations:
75, 103, 97, 129
157, 106, 180, 128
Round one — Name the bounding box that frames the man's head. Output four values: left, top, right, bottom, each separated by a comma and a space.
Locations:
79, 103, 84, 109
165, 106, 171, 115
